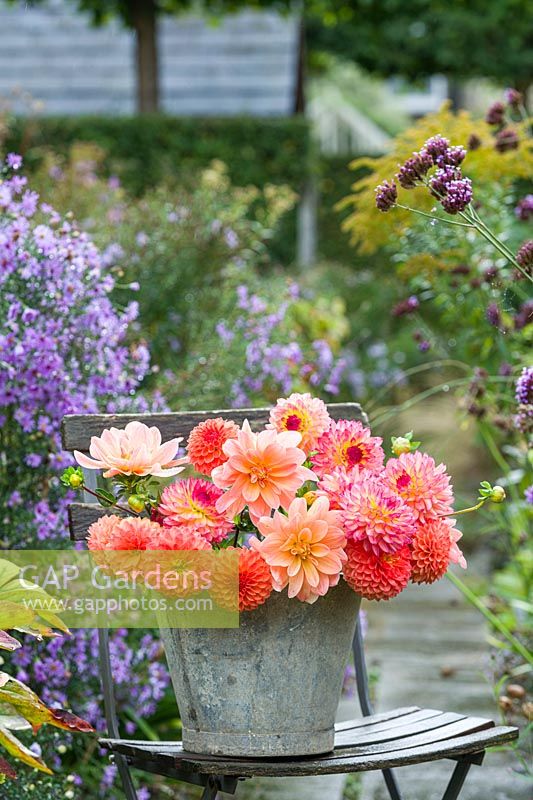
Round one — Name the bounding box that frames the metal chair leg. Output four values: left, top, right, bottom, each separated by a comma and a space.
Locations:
352, 613, 403, 800
201, 776, 220, 800
440, 760, 472, 800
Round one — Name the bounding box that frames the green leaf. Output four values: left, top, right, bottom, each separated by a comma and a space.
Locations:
95, 488, 117, 508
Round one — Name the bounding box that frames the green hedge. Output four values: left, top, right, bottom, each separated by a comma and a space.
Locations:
6, 114, 312, 196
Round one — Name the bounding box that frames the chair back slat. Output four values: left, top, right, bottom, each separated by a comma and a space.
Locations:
63, 402, 366, 541
61, 403, 365, 453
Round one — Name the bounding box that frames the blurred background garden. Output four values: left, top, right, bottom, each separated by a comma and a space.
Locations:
0, 1, 531, 798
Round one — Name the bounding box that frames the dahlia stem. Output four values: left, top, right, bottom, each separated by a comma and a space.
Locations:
446, 571, 533, 667
82, 484, 139, 517
441, 499, 486, 517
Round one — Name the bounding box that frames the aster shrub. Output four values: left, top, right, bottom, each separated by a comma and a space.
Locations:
0, 154, 172, 795
65, 394, 504, 607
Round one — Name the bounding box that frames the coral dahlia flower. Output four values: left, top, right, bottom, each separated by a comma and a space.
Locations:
146, 524, 212, 551
268, 393, 331, 453
75, 421, 187, 478
340, 476, 416, 556
383, 451, 454, 523
410, 519, 458, 584
106, 517, 163, 550
344, 539, 412, 600
211, 546, 273, 612
253, 496, 347, 604
187, 417, 239, 475
86, 514, 121, 550
312, 419, 384, 478
211, 420, 316, 524
158, 478, 233, 544
448, 521, 467, 570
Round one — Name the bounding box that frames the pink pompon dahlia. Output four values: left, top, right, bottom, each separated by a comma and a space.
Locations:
383, 451, 454, 523
146, 524, 212, 551
187, 417, 240, 475
410, 519, 459, 584
212, 420, 317, 524
339, 476, 416, 556
312, 419, 384, 478
343, 539, 412, 600
268, 393, 331, 453
253, 496, 347, 604
87, 514, 121, 550
448, 520, 467, 570
317, 466, 366, 510
75, 421, 187, 478
158, 478, 234, 544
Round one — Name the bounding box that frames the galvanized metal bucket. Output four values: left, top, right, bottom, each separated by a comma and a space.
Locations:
159, 580, 361, 757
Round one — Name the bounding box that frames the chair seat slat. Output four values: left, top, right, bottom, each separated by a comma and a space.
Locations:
100, 723, 518, 777
61, 403, 366, 452
334, 705, 420, 732
334, 711, 464, 747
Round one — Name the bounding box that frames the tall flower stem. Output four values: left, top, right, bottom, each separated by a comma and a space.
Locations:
395, 203, 474, 228
82, 484, 139, 517
447, 571, 533, 667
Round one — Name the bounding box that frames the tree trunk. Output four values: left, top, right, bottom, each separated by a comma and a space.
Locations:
447, 79, 466, 112
294, 15, 306, 113
131, 0, 159, 113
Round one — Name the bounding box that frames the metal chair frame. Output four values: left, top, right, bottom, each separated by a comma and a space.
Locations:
63, 406, 511, 800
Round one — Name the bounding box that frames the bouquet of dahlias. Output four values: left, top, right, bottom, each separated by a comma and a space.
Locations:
66, 394, 504, 611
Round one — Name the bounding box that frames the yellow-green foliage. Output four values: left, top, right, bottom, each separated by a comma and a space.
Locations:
341, 103, 533, 255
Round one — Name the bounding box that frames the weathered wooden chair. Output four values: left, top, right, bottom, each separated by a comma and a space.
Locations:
62, 404, 518, 800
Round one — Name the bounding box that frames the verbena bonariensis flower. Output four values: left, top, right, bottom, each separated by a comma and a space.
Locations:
516, 240, 533, 273
485, 101, 506, 126
392, 295, 419, 316
495, 127, 520, 152
253, 496, 346, 604
75, 421, 186, 478
504, 88, 523, 108
423, 135, 450, 162
268, 392, 331, 452
375, 179, 397, 211
396, 151, 433, 188
440, 177, 473, 214
158, 477, 233, 543
514, 195, 533, 221
212, 420, 316, 524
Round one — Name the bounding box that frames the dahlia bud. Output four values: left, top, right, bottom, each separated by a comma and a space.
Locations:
489, 485, 506, 503
391, 432, 420, 456
128, 494, 146, 513
303, 490, 318, 506
60, 466, 84, 489
69, 473, 83, 488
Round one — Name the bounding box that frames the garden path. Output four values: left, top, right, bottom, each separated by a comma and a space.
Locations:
360, 565, 528, 800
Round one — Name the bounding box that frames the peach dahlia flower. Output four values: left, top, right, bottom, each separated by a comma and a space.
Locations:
253, 496, 347, 604
268, 392, 331, 452
211, 420, 316, 524
75, 421, 187, 478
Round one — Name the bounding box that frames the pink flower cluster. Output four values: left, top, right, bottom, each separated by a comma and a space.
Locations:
78, 392, 466, 609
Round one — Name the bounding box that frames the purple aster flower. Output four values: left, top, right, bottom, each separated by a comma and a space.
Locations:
515, 195, 533, 221
375, 179, 398, 211
515, 366, 532, 406
495, 128, 519, 152
6, 153, 22, 170
418, 340, 431, 352
440, 177, 473, 214
524, 485, 533, 504
485, 102, 505, 126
